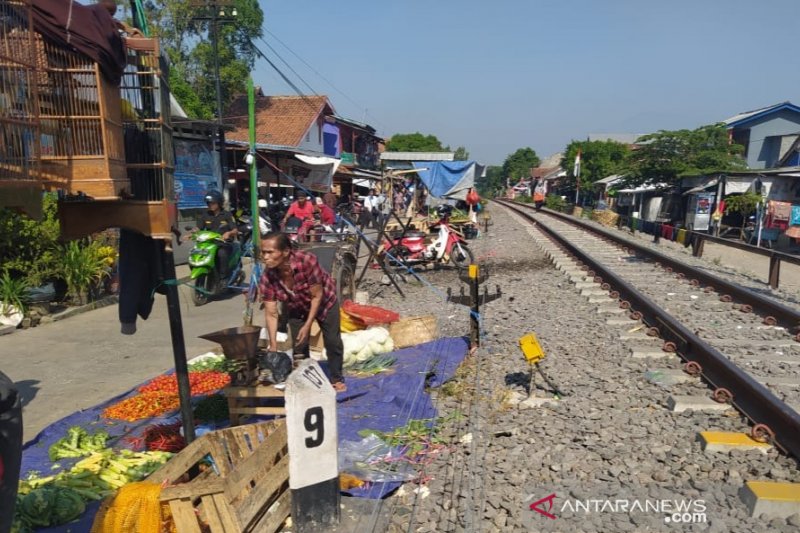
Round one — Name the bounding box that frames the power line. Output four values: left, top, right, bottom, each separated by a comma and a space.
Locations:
248, 39, 322, 114
258, 36, 318, 97
261, 27, 387, 133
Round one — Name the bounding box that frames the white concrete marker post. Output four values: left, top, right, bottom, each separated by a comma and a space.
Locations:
285, 359, 340, 532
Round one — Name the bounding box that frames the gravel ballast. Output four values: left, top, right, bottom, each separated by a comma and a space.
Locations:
350, 204, 800, 533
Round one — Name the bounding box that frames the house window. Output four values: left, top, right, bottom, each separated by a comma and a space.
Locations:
305, 131, 310, 143
731, 128, 750, 158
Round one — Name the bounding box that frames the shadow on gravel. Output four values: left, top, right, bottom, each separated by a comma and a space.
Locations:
487, 259, 551, 273
505, 371, 557, 395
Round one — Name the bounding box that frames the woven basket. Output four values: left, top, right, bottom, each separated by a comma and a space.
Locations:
389, 315, 438, 348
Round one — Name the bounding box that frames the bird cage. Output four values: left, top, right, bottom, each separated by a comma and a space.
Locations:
0, 0, 39, 188
32, 34, 128, 198
121, 38, 174, 203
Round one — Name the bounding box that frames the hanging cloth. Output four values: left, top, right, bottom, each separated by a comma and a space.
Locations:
676, 229, 687, 244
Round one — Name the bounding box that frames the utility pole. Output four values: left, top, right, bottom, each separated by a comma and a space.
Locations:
190, 0, 237, 190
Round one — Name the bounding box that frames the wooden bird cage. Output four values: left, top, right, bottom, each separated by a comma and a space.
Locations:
121, 38, 174, 203
0, 0, 40, 195
32, 35, 127, 198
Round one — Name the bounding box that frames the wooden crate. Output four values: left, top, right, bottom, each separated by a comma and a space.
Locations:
148, 421, 290, 533
222, 385, 286, 427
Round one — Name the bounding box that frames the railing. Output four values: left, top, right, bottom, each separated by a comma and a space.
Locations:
616, 214, 800, 289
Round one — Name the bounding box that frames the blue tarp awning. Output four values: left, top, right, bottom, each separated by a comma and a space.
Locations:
412, 161, 480, 200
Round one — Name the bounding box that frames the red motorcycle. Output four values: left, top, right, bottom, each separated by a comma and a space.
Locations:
382, 204, 474, 269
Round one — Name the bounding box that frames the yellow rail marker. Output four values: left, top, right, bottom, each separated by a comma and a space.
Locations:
519, 333, 545, 364
741, 481, 800, 518
468, 264, 479, 279
697, 431, 772, 453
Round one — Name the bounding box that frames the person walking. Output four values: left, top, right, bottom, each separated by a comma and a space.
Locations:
259, 233, 346, 392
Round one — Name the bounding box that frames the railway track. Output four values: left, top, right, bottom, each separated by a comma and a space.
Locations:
495, 199, 800, 460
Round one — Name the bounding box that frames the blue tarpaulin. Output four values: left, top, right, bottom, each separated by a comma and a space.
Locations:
19, 337, 469, 531
412, 161, 478, 200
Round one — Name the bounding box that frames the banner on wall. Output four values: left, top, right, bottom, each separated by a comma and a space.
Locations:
174, 139, 219, 209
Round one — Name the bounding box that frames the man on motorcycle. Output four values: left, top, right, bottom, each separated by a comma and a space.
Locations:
281, 190, 318, 240
191, 190, 238, 278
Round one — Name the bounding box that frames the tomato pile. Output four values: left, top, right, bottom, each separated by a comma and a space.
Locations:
103, 371, 231, 422
138, 371, 230, 396
103, 392, 181, 422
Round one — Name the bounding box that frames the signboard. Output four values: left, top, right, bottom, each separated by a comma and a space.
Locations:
340, 152, 355, 165
174, 139, 218, 209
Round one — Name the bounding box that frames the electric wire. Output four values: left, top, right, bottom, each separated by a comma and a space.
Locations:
261, 28, 387, 133
257, 36, 318, 97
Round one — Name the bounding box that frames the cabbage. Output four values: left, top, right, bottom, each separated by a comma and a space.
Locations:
18, 486, 85, 528
355, 346, 373, 362
51, 487, 85, 523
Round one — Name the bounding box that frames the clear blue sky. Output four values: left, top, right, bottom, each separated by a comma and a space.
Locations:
254, 0, 800, 166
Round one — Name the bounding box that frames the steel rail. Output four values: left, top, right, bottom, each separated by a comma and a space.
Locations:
515, 203, 800, 333
496, 199, 800, 459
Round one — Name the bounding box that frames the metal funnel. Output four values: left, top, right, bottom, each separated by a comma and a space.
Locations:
199, 325, 262, 360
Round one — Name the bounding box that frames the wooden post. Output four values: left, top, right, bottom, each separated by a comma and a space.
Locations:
161, 241, 196, 442
469, 264, 480, 348
692, 235, 705, 258
769, 255, 781, 289
653, 223, 660, 244
285, 360, 340, 532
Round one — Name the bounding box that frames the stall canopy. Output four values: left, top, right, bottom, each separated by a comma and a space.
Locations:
411, 161, 483, 200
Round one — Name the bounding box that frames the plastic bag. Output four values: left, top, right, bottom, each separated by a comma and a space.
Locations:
258, 351, 293, 383
338, 435, 416, 482
644, 370, 682, 388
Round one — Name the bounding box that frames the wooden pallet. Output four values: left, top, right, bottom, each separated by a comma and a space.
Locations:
223, 384, 286, 427
148, 421, 290, 533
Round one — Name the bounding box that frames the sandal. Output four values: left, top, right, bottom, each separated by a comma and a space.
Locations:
332, 381, 347, 393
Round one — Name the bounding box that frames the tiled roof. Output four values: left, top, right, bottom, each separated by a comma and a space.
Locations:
224, 95, 333, 146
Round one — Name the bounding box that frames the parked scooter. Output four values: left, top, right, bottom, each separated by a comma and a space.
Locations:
186, 229, 244, 306
383, 204, 474, 269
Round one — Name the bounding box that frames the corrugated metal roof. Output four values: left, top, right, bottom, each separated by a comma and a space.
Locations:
594, 174, 623, 185
380, 152, 454, 161
722, 101, 800, 127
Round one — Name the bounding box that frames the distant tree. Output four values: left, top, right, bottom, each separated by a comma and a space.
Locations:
476, 165, 503, 196
453, 146, 470, 161
561, 140, 630, 190
725, 191, 763, 238
501, 148, 540, 183
385, 133, 446, 152
624, 124, 746, 188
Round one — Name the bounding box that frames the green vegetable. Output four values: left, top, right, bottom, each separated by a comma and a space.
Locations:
193, 394, 230, 422
15, 486, 85, 528
188, 356, 237, 373
348, 353, 396, 375
48, 426, 110, 461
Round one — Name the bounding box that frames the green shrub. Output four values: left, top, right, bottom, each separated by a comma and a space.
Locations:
516, 194, 533, 203
0, 271, 29, 315
0, 194, 61, 285
61, 240, 110, 305
545, 194, 567, 211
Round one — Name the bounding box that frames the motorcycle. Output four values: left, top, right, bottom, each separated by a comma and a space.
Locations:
186, 229, 244, 306
383, 204, 474, 270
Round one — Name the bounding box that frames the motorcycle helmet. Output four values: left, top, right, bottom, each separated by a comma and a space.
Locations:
204, 189, 223, 205
435, 204, 453, 217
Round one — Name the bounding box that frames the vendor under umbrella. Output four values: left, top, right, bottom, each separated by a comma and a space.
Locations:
259, 232, 346, 392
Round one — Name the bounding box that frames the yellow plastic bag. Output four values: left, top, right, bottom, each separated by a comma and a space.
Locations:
340, 308, 366, 332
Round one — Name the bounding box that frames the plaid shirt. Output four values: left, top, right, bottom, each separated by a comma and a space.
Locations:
259, 250, 337, 320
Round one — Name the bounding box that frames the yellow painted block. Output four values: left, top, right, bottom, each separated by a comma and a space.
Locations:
468, 264, 479, 279
519, 333, 545, 363
698, 431, 772, 450
746, 481, 800, 502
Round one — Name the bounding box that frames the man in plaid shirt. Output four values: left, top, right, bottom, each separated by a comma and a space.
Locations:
259, 232, 346, 391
